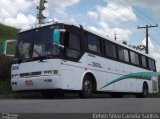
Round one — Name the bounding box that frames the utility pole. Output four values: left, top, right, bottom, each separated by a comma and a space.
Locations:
36, 0, 47, 25
138, 24, 158, 54
114, 31, 117, 41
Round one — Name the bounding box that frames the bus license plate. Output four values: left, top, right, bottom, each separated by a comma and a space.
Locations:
25, 80, 33, 86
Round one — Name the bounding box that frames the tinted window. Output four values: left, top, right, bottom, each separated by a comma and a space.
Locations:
88, 34, 101, 53
118, 47, 125, 61
105, 41, 112, 57
65, 32, 81, 59
124, 49, 129, 62
141, 55, 147, 68
148, 58, 156, 71
130, 51, 139, 65
112, 44, 117, 58
66, 49, 81, 58
105, 41, 117, 58
69, 33, 81, 50
118, 47, 129, 62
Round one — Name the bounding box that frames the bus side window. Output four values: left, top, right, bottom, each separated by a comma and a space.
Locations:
130, 51, 140, 65
117, 47, 129, 62
88, 34, 101, 54
148, 58, 156, 71
105, 41, 112, 57
65, 32, 81, 59
104, 41, 117, 58
112, 44, 117, 58
141, 55, 147, 68
118, 47, 125, 61
124, 49, 129, 62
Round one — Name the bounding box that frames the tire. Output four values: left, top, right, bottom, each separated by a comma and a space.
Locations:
136, 83, 148, 98
80, 75, 94, 98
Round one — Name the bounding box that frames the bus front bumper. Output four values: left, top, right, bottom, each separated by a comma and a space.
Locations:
11, 76, 61, 91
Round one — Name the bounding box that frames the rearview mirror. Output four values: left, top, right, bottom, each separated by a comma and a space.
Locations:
2, 40, 17, 57
53, 29, 66, 48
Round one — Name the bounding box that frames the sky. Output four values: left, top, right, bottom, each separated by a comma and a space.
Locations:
0, 0, 160, 71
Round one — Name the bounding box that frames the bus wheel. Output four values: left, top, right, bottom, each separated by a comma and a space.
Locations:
41, 91, 55, 99
136, 83, 148, 98
80, 75, 94, 98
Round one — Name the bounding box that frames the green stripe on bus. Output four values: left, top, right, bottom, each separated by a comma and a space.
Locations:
100, 72, 159, 89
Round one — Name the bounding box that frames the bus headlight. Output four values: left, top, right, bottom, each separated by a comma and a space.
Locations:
11, 74, 19, 79
53, 70, 58, 74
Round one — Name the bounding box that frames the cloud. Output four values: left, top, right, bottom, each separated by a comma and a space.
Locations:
131, 0, 160, 13
142, 37, 154, 52
48, 0, 79, 13
96, 1, 137, 23
88, 21, 131, 42
4, 13, 36, 29
0, 0, 33, 18
0, 0, 35, 29
87, 11, 98, 20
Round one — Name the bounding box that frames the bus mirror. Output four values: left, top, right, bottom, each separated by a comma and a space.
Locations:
2, 40, 17, 57
53, 29, 60, 45
53, 29, 66, 48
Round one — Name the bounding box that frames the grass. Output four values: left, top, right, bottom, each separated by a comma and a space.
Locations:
147, 93, 160, 98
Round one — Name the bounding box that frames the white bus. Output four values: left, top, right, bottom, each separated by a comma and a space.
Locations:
3, 22, 159, 98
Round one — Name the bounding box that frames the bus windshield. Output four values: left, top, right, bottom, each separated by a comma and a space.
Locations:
15, 26, 60, 60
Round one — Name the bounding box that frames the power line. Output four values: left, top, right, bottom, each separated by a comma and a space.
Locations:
109, 0, 160, 46
100, 0, 139, 28
117, 0, 150, 24
126, 0, 157, 24
126, 0, 160, 38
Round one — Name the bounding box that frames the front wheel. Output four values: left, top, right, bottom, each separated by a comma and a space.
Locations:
80, 76, 94, 98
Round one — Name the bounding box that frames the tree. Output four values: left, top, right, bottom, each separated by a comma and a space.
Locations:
122, 41, 145, 52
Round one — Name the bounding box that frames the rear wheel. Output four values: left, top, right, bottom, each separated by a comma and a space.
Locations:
80, 75, 94, 98
136, 83, 148, 98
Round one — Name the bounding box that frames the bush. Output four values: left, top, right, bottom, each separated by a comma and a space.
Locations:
0, 54, 12, 80
0, 80, 11, 95
0, 54, 12, 94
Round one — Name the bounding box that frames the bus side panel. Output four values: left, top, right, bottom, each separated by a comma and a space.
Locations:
61, 62, 85, 90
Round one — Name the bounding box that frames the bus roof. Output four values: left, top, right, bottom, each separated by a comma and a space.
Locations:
20, 21, 154, 59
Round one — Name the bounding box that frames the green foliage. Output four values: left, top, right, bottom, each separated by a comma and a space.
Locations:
0, 54, 12, 95
0, 24, 18, 95
0, 80, 11, 95
0, 54, 12, 80
0, 23, 19, 40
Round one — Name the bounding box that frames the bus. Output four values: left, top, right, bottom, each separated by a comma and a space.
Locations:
3, 22, 159, 98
